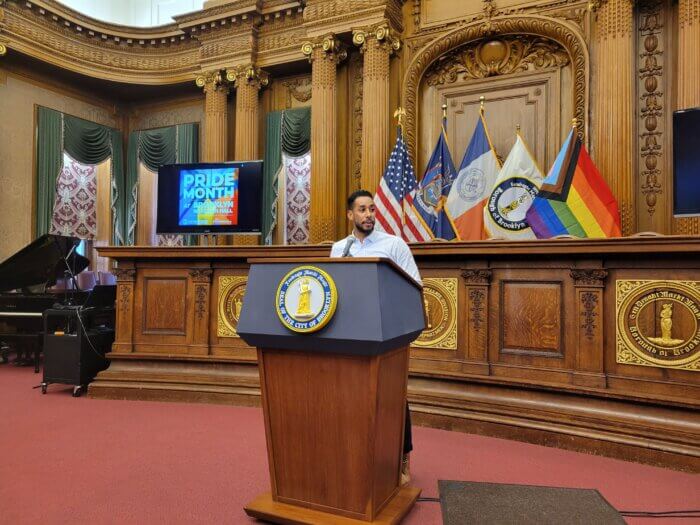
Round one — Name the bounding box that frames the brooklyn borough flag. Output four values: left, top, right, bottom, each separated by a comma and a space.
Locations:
484, 133, 544, 239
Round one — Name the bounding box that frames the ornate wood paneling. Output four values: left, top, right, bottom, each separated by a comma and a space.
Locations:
402, 14, 589, 162
142, 277, 188, 334
501, 281, 563, 356
412, 277, 458, 350
592, 0, 635, 235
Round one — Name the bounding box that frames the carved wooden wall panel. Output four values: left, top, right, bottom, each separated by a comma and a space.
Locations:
419, 69, 562, 174
402, 15, 589, 165
142, 277, 188, 334
635, 0, 673, 234
500, 281, 563, 356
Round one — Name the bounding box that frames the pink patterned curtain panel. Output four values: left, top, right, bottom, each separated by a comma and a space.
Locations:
50, 154, 97, 239
284, 153, 311, 245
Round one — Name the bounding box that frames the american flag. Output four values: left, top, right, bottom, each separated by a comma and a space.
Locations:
375, 130, 432, 242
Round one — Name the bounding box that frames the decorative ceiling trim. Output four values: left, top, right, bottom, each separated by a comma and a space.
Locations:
0, 0, 304, 84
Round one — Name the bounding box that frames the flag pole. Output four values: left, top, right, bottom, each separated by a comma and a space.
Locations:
394, 107, 407, 231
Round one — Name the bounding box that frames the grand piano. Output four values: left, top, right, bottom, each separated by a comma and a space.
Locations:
0, 234, 89, 372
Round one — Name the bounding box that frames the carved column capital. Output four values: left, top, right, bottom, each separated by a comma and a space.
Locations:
225, 64, 269, 90
0, 43, 6, 57
570, 269, 608, 287
352, 23, 401, 55
189, 268, 213, 283
301, 34, 348, 64
588, 0, 636, 12
461, 269, 492, 285
195, 70, 231, 94
114, 268, 136, 282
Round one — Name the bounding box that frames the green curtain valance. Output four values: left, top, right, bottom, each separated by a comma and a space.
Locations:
63, 115, 112, 165
125, 123, 199, 245
35, 108, 124, 244
281, 107, 311, 157
261, 107, 311, 244
138, 126, 177, 172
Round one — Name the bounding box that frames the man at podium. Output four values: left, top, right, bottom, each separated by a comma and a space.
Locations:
331, 189, 421, 485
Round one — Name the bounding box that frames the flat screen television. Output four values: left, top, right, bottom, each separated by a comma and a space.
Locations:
156, 161, 263, 234
673, 107, 700, 217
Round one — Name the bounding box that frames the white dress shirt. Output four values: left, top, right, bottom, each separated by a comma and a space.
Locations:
330, 229, 422, 285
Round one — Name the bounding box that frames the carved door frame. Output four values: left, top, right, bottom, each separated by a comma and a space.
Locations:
401, 14, 590, 161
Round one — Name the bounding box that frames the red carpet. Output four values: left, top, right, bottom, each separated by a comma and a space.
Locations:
0, 364, 698, 524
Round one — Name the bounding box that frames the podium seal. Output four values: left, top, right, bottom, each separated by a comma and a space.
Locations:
276, 266, 337, 333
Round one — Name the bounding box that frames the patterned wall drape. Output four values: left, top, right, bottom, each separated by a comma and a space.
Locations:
35, 108, 124, 243
125, 123, 199, 245
283, 153, 311, 244
50, 153, 97, 238
262, 107, 311, 244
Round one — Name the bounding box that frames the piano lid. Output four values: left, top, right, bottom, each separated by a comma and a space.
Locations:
0, 234, 89, 292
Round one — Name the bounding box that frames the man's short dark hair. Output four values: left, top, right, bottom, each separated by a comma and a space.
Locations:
347, 189, 373, 210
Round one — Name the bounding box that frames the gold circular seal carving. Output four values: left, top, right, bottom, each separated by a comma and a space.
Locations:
217, 276, 247, 337
414, 278, 457, 350
617, 281, 700, 368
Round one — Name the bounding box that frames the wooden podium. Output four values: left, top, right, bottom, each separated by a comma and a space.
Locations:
237, 258, 424, 524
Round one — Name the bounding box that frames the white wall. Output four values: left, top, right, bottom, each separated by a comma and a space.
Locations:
57, 0, 203, 26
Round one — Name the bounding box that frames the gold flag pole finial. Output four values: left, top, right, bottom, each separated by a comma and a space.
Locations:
572, 118, 579, 128
394, 107, 406, 130
479, 96, 485, 114
441, 103, 448, 121
516, 124, 521, 134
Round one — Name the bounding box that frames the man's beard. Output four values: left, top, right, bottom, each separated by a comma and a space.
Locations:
354, 219, 375, 235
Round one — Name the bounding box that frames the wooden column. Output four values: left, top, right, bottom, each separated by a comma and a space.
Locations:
188, 268, 212, 355
112, 267, 135, 354
592, 0, 635, 235
570, 269, 607, 388
228, 65, 269, 246
462, 269, 491, 376
302, 35, 347, 243
352, 24, 400, 193
196, 70, 229, 162
674, 0, 700, 235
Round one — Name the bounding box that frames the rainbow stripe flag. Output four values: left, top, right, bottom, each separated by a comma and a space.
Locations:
526, 128, 622, 238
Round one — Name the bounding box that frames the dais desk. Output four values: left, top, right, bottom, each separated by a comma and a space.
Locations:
93, 237, 700, 471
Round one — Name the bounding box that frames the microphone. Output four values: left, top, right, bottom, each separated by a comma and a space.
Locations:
341, 237, 355, 257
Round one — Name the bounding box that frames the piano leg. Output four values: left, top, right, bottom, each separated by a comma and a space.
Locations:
1, 342, 9, 363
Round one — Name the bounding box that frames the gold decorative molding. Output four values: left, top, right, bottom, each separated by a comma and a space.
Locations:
195, 69, 230, 92
413, 277, 458, 350
301, 33, 348, 64
0, 43, 6, 56
217, 275, 247, 338
303, 0, 403, 34
616, 279, 700, 371
401, 15, 590, 160
424, 35, 569, 84
352, 22, 401, 54
282, 75, 312, 106
226, 64, 270, 89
